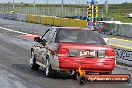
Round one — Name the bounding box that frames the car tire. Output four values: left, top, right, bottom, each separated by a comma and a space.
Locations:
45, 58, 56, 77
77, 76, 86, 85
70, 71, 77, 79
30, 51, 40, 70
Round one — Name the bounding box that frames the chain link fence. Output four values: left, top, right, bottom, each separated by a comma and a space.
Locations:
0, 4, 87, 17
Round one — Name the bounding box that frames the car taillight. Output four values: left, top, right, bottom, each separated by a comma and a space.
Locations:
57, 48, 69, 56
105, 51, 115, 59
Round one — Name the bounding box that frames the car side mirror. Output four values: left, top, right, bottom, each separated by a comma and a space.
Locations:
34, 37, 41, 42
39, 39, 47, 45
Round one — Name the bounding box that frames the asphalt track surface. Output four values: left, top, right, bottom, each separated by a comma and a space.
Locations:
0, 18, 132, 88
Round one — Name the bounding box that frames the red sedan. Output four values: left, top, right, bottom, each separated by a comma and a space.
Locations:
30, 27, 116, 77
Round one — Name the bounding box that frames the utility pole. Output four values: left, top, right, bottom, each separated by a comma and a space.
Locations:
33, 0, 36, 8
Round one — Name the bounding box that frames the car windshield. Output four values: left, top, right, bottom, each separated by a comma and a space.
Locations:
57, 29, 106, 44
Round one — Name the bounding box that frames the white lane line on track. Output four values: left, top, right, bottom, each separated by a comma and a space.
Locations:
0, 26, 28, 35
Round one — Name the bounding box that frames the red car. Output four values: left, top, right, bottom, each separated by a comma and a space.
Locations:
30, 27, 116, 77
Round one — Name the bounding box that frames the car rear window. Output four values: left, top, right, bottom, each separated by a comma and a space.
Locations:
57, 29, 106, 44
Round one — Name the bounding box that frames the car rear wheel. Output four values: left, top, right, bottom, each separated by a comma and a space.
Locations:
76, 75, 87, 85
30, 51, 40, 70
45, 58, 56, 77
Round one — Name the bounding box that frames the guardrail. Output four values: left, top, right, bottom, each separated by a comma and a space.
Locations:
0, 12, 132, 66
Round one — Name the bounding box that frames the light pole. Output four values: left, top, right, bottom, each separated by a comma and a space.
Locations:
33, 0, 36, 8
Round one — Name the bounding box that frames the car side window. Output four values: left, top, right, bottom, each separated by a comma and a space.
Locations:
41, 30, 51, 42
42, 28, 57, 43
41, 29, 50, 39
48, 28, 57, 43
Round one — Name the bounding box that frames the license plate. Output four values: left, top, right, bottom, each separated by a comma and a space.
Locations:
80, 50, 95, 57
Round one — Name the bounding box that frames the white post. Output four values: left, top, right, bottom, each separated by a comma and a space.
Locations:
33, 0, 35, 8
102, 10, 103, 18
13, 0, 14, 10
61, 0, 64, 18
33, 0, 36, 14
105, 0, 108, 13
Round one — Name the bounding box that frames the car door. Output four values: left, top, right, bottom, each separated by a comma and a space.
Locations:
40, 28, 57, 65
34, 29, 50, 63
33, 42, 42, 62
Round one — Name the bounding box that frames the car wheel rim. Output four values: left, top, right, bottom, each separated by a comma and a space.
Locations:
30, 52, 34, 67
45, 59, 49, 76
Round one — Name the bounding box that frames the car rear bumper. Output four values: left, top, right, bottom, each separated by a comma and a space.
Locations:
58, 56, 115, 72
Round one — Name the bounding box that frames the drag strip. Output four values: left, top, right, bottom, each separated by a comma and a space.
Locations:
0, 63, 26, 88
0, 19, 132, 88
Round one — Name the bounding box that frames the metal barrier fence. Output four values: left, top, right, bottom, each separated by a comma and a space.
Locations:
0, 5, 87, 17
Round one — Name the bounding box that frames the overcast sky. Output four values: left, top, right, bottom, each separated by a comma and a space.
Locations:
0, 0, 132, 4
